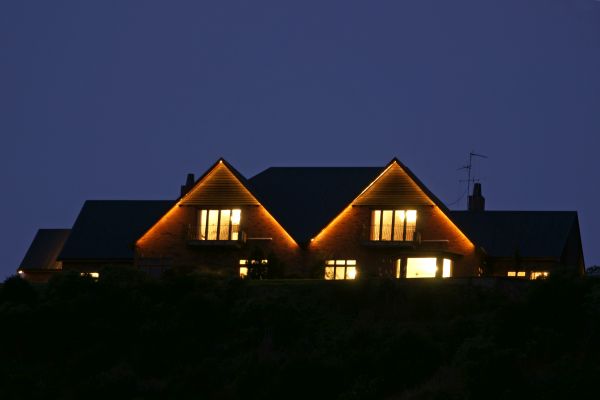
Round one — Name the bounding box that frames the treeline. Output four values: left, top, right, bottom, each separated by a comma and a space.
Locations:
1, 270, 599, 399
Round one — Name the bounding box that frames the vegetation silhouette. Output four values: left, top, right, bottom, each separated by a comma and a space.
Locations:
1, 269, 599, 399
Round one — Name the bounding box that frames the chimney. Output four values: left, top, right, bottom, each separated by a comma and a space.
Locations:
468, 183, 485, 211
180, 173, 195, 197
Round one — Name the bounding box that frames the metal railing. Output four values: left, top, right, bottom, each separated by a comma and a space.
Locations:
366, 224, 416, 242
186, 225, 245, 242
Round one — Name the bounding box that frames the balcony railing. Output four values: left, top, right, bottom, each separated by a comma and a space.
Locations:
186, 225, 246, 246
365, 224, 417, 243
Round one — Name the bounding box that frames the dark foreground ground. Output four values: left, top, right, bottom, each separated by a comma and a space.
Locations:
1, 270, 599, 399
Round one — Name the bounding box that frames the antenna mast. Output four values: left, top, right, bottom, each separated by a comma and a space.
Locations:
458, 151, 488, 208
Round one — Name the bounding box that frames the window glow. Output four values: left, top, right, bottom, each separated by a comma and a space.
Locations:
406, 258, 437, 278
325, 267, 335, 280
198, 209, 242, 241
231, 209, 241, 240
517, 271, 526, 277
346, 267, 357, 279
239, 267, 248, 279
370, 209, 416, 242
381, 210, 393, 240
200, 210, 207, 240
442, 259, 452, 278
393, 210, 405, 241
405, 210, 417, 241
80, 272, 99, 279
207, 210, 219, 240
370, 210, 381, 240
507, 271, 516, 277
324, 260, 357, 280
531, 271, 549, 280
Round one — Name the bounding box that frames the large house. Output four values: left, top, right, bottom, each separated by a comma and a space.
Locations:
18, 158, 585, 282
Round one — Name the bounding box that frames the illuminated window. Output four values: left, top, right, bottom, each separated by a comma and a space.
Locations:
507, 271, 528, 278
531, 271, 549, 280
324, 260, 357, 280
442, 258, 452, 278
239, 259, 268, 279
396, 257, 452, 278
80, 272, 99, 280
198, 209, 241, 240
370, 210, 416, 241
406, 258, 437, 278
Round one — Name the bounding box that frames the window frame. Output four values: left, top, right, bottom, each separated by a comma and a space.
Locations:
324, 260, 357, 280
198, 208, 241, 241
370, 209, 416, 242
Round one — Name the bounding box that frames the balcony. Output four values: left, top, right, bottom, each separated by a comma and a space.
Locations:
186, 225, 247, 247
362, 225, 449, 250
362, 224, 417, 247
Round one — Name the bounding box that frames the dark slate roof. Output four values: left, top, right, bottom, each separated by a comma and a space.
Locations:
450, 211, 578, 258
248, 167, 382, 243
19, 229, 71, 270
59, 200, 173, 260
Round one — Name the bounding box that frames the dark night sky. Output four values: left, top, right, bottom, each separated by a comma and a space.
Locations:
2, 1, 599, 279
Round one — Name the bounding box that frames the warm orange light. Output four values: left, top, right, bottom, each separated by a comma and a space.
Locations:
431, 206, 476, 250
531, 271, 549, 280
137, 160, 298, 248
311, 204, 353, 243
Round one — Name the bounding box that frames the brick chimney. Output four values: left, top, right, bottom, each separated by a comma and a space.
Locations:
468, 183, 485, 211
180, 173, 195, 197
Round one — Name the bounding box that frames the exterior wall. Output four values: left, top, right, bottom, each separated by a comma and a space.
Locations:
485, 257, 561, 278
308, 204, 480, 278
135, 160, 480, 279
135, 204, 302, 277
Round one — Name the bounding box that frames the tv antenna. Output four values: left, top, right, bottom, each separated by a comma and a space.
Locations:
458, 151, 488, 208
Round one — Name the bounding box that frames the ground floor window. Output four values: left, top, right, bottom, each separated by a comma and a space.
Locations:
239, 259, 268, 279
531, 271, 549, 280
507, 271, 549, 280
396, 257, 453, 278
324, 260, 357, 280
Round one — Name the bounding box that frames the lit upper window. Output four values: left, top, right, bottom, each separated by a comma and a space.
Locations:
370, 210, 416, 241
324, 260, 357, 280
198, 209, 241, 240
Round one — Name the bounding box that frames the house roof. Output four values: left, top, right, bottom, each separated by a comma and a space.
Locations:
59, 200, 173, 260
450, 211, 578, 258
248, 167, 382, 242
19, 229, 71, 270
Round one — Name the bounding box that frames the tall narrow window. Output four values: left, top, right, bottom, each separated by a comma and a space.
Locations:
207, 210, 219, 240
370, 210, 381, 240
370, 209, 416, 241
198, 209, 241, 240
442, 258, 452, 278
405, 210, 417, 241
393, 210, 405, 241
231, 209, 241, 240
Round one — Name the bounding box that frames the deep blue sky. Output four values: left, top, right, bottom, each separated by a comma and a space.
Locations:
2, 1, 599, 279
